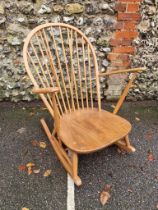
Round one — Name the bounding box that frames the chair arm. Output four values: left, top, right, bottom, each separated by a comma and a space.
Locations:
98, 67, 146, 77
33, 87, 60, 133
99, 67, 146, 114
32, 87, 60, 94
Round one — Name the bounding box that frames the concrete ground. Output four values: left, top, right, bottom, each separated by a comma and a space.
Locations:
0, 101, 158, 210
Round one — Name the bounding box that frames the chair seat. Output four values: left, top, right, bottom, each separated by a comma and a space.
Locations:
59, 109, 131, 154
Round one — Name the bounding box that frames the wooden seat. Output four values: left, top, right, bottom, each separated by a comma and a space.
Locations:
23, 22, 145, 186
59, 109, 131, 153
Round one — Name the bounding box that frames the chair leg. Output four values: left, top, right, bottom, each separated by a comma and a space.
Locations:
115, 135, 136, 153
72, 152, 82, 186
40, 118, 82, 186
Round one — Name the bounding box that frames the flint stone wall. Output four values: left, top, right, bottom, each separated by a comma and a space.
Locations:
0, 0, 157, 102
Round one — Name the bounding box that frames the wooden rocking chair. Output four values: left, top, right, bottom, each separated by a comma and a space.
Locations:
23, 23, 145, 186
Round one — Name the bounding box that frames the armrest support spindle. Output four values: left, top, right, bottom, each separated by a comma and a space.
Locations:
32, 87, 60, 133
99, 67, 146, 114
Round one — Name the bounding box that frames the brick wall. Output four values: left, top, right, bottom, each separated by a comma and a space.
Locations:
106, 0, 142, 100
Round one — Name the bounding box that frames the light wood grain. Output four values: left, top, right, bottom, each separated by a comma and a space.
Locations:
115, 136, 136, 152
40, 118, 82, 186
23, 23, 143, 186
32, 87, 59, 94
99, 67, 146, 77
23, 23, 100, 115
59, 109, 131, 153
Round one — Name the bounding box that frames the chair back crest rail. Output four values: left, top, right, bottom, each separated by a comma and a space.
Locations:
23, 23, 101, 118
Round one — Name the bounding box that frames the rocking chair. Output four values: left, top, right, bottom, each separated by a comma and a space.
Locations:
23, 23, 145, 186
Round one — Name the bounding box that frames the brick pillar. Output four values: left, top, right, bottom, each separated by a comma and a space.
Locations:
106, 0, 141, 100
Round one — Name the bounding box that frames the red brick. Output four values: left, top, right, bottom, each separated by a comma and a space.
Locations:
118, 54, 130, 61
106, 73, 127, 79
113, 21, 124, 30
111, 60, 131, 67
118, 0, 142, 2
113, 46, 135, 54
127, 4, 139, 12
124, 21, 136, 30
107, 67, 119, 71
115, 30, 138, 39
114, 21, 136, 30
109, 38, 132, 46
118, 13, 141, 21
115, 3, 126, 12
107, 53, 129, 61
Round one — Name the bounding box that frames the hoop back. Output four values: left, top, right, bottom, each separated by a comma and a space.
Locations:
23, 23, 101, 117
